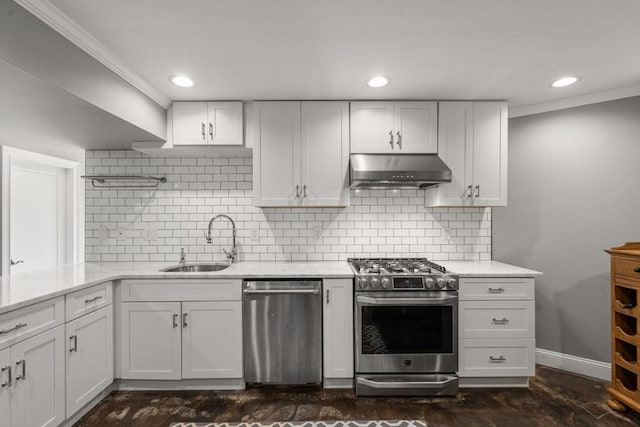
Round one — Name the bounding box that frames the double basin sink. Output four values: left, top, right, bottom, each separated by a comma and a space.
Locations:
161, 263, 230, 273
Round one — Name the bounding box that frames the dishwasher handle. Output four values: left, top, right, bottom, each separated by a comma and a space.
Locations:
244, 289, 320, 295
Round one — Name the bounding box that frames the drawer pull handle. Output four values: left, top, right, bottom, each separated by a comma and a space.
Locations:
619, 302, 635, 309
84, 295, 103, 304
634, 267, 640, 273
488, 287, 505, 293
15, 359, 26, 381
1, 365, 11, 387
69, 335, 78, 352
0, 322, 27, 335
492, 317, 509, 324
489, 355, 506, 362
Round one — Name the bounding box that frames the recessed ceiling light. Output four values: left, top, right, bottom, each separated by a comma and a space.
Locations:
367, 75, 390, 88
551, 76, 579, 88
169, 75, 194, 88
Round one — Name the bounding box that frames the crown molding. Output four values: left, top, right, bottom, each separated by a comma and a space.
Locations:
14, 0, 172, 109
510, 85, 640, 118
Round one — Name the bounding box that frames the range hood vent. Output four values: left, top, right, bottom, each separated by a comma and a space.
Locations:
349, 154, 452, 190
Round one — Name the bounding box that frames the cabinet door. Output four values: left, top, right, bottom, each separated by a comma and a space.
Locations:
207, 102, 243, 146
66, 306, 113, 415
11, 325, 65, 427
472, 102, 508, 206
393, 101, 438, 153
172, 102, 209, 145
120, 302, 181, 380
323, 279, 354, 380
350, 102, 395, 153
300, 101, 350, 207
0, 348, 10, 427
253, 102, 301, 206
425, 101, 473, 206
182, 301, 242, 379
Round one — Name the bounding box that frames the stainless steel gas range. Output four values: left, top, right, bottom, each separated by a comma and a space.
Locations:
349, 258, 459, 396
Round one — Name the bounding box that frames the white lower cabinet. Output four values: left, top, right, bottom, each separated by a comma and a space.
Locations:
322, 279, 354, 385
10, 325, 66, 427
1, 347, 11, 427
66, 306, 114, 415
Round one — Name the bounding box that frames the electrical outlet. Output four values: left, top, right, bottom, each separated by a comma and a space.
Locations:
313, 226, 322, 238
142, 227, 158, 242
250, 229, 259, 242
97, 225, 108, 240
116, 226, 126, 242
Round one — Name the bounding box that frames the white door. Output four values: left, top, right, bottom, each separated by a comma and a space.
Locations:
0, 347, 10, 427
207, 102, 243, 145
66, 307, 113, 415
350, 101, 395, 153
394, 101, 438, 153
472, 101, 508, 206
253, 102, 301, 206
323, 279, 354, 379
9, 158, 66, 274
120, 302, 181, 380
182, 301, 242, 379
172, 102, 209, 145
11, 325, 65, 427
300, 101, 350, 207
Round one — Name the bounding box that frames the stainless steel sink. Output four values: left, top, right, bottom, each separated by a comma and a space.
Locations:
161, 263, 230, 272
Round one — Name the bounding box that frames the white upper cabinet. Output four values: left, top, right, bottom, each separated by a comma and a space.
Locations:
350, 101, 437, 153
172, 101, 243, 146
425, 101, 507, 207
253, 101, 350, 207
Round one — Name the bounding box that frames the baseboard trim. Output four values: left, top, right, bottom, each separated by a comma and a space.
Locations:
61, 383, 115, 427
115, 378, 245, 391
536, 348, 611, 381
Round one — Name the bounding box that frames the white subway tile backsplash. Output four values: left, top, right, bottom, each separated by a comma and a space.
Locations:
85, 150, 491, 263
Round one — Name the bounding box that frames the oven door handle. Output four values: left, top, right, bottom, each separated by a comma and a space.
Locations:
356, 295, 457, 305
356, 376, 458, 389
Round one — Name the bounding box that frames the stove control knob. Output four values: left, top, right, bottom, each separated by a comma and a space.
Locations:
436, 278, 446, 289
381, 278, 391, 289
446, 277, 458, 289
424, 278, 435, 290
370, 277, 380, 289
358, 277, 369, 289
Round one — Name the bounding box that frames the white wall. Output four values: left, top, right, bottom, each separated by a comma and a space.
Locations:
493, 96, 640, 363
85, 150, 492, 263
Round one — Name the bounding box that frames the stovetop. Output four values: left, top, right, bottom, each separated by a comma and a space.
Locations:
348, 258, 458, 291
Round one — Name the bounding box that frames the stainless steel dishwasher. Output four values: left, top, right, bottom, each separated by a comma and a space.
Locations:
243, 279, 322, 385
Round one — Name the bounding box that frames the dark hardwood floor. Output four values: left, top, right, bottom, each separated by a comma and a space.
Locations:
75, 366, 640, 427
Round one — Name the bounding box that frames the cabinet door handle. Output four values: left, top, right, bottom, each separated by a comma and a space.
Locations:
492, 317, 509, 324
69, 335, 78, 352
634, 267, 640, 273
326, 289, 331, 304
488, 287, 505, 293
466, 185, 473, 198
388, 131, 394, 148
173, 313, 179, 328
1, 365, 11, 387
475, 185, 480, 198
295, 185, 300, 198
201, 122, 206, 140
182, 313, 188, 328
209, 122, 213, 139
15, 359, 26, 381
489, 355, 506, 362
303, 185, 307, 199
0, 322, 27, 335
396, 131, 402, 149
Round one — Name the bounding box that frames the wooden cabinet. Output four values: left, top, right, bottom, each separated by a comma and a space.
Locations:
458, 277, 535, 386
253, 101, 350, 207
66, 306, 113, 415
350, 101, 438, 153
322, 279, 354, 386
425, 101, 507, 207
171, 101, 243, 146
606, 242, 640, 413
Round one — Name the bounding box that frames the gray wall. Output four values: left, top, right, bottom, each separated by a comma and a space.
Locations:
493, 96, 640, 363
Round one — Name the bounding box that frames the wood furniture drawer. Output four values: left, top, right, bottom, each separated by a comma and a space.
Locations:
459, 300, 535, 339
65, 282, 113, 321
615, 258, 640, 281
0, 297, 64, 350
459, 338, 535, 377
120, 279, 242, 302
459, 277, 534, 300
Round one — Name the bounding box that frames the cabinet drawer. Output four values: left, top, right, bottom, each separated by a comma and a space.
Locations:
459, 300, 535, 339
0, 297, 64, 350
120, 279, 242, 302
65, 282, 113, 321
459, 338, 535, 377
459, 277, 534, 300
615, 258, 640, 281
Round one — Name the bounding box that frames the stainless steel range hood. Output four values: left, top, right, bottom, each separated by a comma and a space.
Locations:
349, 154, 452, 189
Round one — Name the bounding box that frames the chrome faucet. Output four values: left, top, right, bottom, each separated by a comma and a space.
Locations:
205, 214, 237, 263
179, 248, 187, 266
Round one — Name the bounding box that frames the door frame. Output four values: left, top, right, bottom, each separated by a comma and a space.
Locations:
1, 146, 83, 275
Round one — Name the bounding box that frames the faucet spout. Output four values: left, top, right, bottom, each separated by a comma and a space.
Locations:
205, 214, 237, 263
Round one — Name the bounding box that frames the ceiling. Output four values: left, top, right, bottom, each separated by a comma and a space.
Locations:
27, 0, 640, 111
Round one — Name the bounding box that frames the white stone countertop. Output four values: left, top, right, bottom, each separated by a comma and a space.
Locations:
0, 260, 541, 315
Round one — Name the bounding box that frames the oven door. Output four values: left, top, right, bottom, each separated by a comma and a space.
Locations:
355, 291, 458, 374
